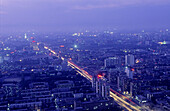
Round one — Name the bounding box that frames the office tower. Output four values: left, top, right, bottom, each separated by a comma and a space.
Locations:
125, 54, 134, 66
130, 82, 133, 96
117, 76, 120, 90
104, 57, 120, 68
102, 82, 110, 98
122, 77, 125, 92
92, 77, 96, 89
93, 74, 110, 98
125, 67, 133, 79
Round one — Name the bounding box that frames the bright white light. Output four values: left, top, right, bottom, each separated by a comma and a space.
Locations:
74, 45, 77, 48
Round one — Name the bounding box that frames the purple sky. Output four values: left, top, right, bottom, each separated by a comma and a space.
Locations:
0, 0, 170, 33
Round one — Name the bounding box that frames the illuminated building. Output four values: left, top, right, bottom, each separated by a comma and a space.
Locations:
93, 73, 110, 98
158, 41, 167, 45
125, 67, 133, 79
104, 57, 121, 68
61, 59, 69, 71
130, 82, 133, 96
24, 33, 27, 39
4, 54, 10, 61
125, 54, 135, 66
117, 76, 120, 90
30, 40, 39, 51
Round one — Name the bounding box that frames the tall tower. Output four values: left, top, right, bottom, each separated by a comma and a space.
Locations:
61, 59, 68, 71
125, 54, 134, 66
122, 77, 125, 92
125, 54, 134, 79
125, 67, 133, 79
130, 82, 133, 96
93, 73, 110, 98
117, 76, 120, 90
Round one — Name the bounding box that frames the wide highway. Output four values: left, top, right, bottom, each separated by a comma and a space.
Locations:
44, 46, 142, 111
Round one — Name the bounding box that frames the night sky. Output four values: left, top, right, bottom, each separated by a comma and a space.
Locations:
0, 0, 170, 33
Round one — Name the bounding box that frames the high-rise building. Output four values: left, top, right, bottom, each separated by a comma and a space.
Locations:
117, 76, 120, 90
130, 82, 133, 96
61, 59, 69, 71
104, 57, 121, 68
93, 73, 110, 98
125, 67, 133, 79
125, 54, 134, 66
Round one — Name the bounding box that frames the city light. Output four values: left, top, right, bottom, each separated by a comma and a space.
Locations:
136, 60, 140, 63
60, 45, 64, 47
97, 74, 103, 78
131, 68, 135, 71
74, 45, 77, 48
158, 41, 167, 45
1, 1, 169, 111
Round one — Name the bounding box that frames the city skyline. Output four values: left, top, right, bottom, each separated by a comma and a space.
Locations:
0, 1, 170, 110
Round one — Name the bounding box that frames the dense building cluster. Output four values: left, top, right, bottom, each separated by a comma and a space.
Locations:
0, 30, 169, 110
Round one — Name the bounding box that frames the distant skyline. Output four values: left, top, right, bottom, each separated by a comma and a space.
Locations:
0, 0, 170, 33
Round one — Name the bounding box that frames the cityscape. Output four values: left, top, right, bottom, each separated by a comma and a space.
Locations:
0, 0, 170, 111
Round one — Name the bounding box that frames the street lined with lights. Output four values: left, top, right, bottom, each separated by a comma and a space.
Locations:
44, 46, 142, 111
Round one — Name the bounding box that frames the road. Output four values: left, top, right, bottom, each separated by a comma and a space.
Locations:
44, 46, 142, 111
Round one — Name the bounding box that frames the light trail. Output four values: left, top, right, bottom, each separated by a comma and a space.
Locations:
44, 46, 142, 111
69, 62, 92, 81
110, 94, 133, 111
110, 89, 136, 105
110, 91, 140, 111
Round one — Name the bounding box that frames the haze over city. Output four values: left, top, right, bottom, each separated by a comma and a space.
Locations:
0, 0, 170, 111
0, 0, 170, 33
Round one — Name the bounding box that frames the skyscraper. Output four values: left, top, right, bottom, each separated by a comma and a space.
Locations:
93, 73, 110, 98
125, 54, 134, 66
130, 82, 133, 96
125, 67, 133, 79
